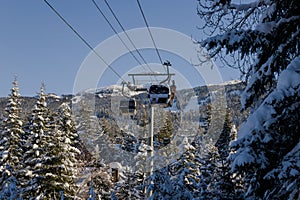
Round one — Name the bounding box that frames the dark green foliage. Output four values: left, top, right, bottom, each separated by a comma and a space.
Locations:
170, 140, 201, 199
89, 167, 113, 200
198, 0, 300, 199
112, 170, 145, 200
148, 166, 174, 200
22, 85, 80, 199
213, 110, 241, 199
22, 84, 50, 199
156, 112, 173, 147
0, 79, 24, 199
40, 102, 80, 199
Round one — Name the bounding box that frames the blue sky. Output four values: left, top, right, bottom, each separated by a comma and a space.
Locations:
0, 0, 240, 96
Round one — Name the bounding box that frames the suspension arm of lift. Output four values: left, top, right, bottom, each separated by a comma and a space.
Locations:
159, 60, 172, 85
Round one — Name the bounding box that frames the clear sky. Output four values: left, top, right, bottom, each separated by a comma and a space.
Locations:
0, 0, 240, 97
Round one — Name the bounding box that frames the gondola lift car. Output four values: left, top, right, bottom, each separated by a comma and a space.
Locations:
119, 98, 137, 116
119, 82, 138, 116
148, 61, 176, 108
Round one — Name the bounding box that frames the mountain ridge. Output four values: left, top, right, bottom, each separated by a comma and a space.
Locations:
0, 80, 246, 128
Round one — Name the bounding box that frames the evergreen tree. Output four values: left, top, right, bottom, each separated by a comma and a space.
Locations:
211, 109, 241, 199
0, 79, 24, 199
156, 112, 173, 147
75, 99, 101, 152
88, 166, 114, 200
57, 102, 81, 159
197, 141, 219, 200
200, 103, 212, 133
21, 85, 82, 199
148, 138, 202, 200
198, 1, 300, 199
22, 84, 51, 199
170, 138, 201, 199
39, 102, 81, 199
111, 144, 148, 200
215, 109, 232, 158
111, 169, 145, 200
148, 166, 174, 200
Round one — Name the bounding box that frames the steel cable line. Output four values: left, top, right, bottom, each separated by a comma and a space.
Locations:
92, 0, 150, 74
43, 0, 126, 82
102, 0, 156, 75
136, 0, 164, 66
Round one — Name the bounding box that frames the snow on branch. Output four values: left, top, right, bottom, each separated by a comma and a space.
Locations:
264, 141, 300, 180
240, 56, 300, 139
200, 29, 264, 58
241, 27, 300, 109
231, 56, 300, 170
230, 0, 270, 12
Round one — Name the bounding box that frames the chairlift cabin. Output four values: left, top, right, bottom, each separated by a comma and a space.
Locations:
119, 98, 137, 115
119, 82, 138, 115
148, 84, 170, 106
148, 61, 176, 107
126, 61, 176, 107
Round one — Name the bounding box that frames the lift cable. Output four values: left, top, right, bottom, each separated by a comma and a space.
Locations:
43, 0, 126, 82
102, 0, 156, 76
136, 0, 164, 66
92, 0, 149, 73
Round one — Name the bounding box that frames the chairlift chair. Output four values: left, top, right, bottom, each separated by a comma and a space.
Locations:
119, 98, 137, 115
147, 61, 176, 107
148, 82, 176, 107
148, 84, 171, 106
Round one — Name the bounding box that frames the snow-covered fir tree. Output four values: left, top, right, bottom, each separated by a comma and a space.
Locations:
21, 84, 53, 199
210, 109, 242, 199
88, 164, 114, 200
156, 112, 173, 148
111, 169, 145, 200
75, 98, 101, 153
197, 140, 219, 199
0, 79, 24, 199
148, 138, 202, 200
198, 0, 300, 199
111, 144, 148, 200
19, 85, 83, 199
57, 102, 81, 163
39, 102, 81, 199
169, 137, 201, 199
148, 166, 174, 200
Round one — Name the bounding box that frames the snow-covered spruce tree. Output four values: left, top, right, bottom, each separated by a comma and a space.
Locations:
111, 169, 145, 200
148, 138, 202, 200
75, 98, 101, 153
215, 109, 232, 158
169, 137, 201, 199
203, 103, 212, 134
40, 128, 72, 199
111, 143, 150, 200
156, 112, 173, 147
57, 102, 81, 161
39, 102, 81, 199
22, 84, 52, 199
197, 140, 219, 199
88, 166, 114, 200
198, 1, 300, 199
211, 109, 242, 199
0, 79, 24, 199
148, 166, 174, 200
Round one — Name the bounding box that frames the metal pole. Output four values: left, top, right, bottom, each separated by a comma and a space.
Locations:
147, 106, 154, 197
149, 106, 154, 152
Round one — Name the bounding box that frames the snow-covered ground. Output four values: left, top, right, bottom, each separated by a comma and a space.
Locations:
184, 96, 199, 112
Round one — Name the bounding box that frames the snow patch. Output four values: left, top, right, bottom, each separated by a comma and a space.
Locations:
184, 96, 198, 112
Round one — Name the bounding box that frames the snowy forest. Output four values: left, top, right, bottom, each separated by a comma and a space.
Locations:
1, 0, 300, 199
